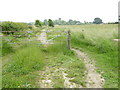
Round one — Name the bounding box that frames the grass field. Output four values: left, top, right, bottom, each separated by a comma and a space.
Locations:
2, 24, 118, 88
2, 28, 86, 88
63, 24, 118, 88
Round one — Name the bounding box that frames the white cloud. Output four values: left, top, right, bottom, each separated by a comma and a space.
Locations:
0, 0, 119, 22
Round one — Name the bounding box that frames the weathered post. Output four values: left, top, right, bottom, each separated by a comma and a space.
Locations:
67, 30, 71, 49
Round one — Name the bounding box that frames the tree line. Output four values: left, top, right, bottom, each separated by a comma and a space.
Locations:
33, 17, 119, 27
0, 17, 118, 35
34, 17, 103, 27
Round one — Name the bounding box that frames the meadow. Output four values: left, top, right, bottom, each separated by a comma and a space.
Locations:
61, 24, 118, 88
1, 24, 118, 88
2, 26, 86, 88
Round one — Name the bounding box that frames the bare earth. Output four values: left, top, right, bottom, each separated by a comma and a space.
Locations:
37, 30, 49, 44
113, 39, 120, 42
37, 30, 105, 88
71, 48, 105, 88
38, 66, 82, 88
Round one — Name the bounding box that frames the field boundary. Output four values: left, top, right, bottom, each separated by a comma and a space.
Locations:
1, 30, 71, 49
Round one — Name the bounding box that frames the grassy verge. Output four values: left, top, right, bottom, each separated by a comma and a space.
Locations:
71, 31, 118, 88
2, 40, 14, 56
2, 44, 86, 88
2, 31, 86, 88
2, 44, 45, 88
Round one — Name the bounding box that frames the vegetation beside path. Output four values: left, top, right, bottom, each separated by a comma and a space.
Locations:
70, 24, 118, 88
2, 29, 86, 88
2, 24, 118, 88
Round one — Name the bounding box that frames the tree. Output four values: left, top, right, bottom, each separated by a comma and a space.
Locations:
76, 21, 81, 25
35, 20, 42, 27
68, 19, 78, 25
93, 18, 102, 24
48, 19, 54, 27
43, 19, 48, 26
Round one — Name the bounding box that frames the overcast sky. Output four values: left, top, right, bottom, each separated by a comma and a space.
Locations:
0, 0, 119, 23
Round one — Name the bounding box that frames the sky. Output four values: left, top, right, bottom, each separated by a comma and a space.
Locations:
0, 0, 119, 23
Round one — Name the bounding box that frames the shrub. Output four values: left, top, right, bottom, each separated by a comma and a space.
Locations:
1, 22, 29, 34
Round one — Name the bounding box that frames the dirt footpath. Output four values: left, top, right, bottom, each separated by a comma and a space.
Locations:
37, 30, 49, 44
71, 48, 105, 88
37, 30, 105, 88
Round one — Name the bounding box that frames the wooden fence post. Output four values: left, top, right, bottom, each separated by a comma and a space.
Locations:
67, 30, 71, 49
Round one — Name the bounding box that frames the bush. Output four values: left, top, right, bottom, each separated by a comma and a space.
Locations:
2, 40, 14, 56
1, 22, 29, 34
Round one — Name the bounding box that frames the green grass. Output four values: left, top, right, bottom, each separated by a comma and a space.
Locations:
2, 27, 46, 88
2, 40, 14, 56
52, 74, 65, 88
2, 24, 118, 88
64, 57, 86, 87
41, 42, 86, 87
47, 26, 66, 31
2, 27, 44, 88
2, 44, 45, 88
6, 46, 44, 74
69, 24, 118, 88
2, 30, 86, 88
2, 71, 40, 88
4, 24, 117, 88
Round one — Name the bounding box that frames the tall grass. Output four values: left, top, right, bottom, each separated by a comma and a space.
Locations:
6, 46, 44, 75
2, 45, 45, 88
2, 40, 14, 56
71, 31, 118, 88
3, 41, 86, 88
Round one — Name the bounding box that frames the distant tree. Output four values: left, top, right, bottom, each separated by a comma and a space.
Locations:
61, 20, 67, 25
68, 19, 78, 25
35, 20, 42, 27
68, 19, 73, 25
52, 18, 81, 25
48, 19, 54, 27
108, 22, 119, 24
53, 18, 67, 25
93, 18, 102, 24
53, 20, 59, 25
28, 22, 34, 25
76, 21, 81, 25
84, 21, 87, 24
43, 19, 48, 26
114, 22, 119, 24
